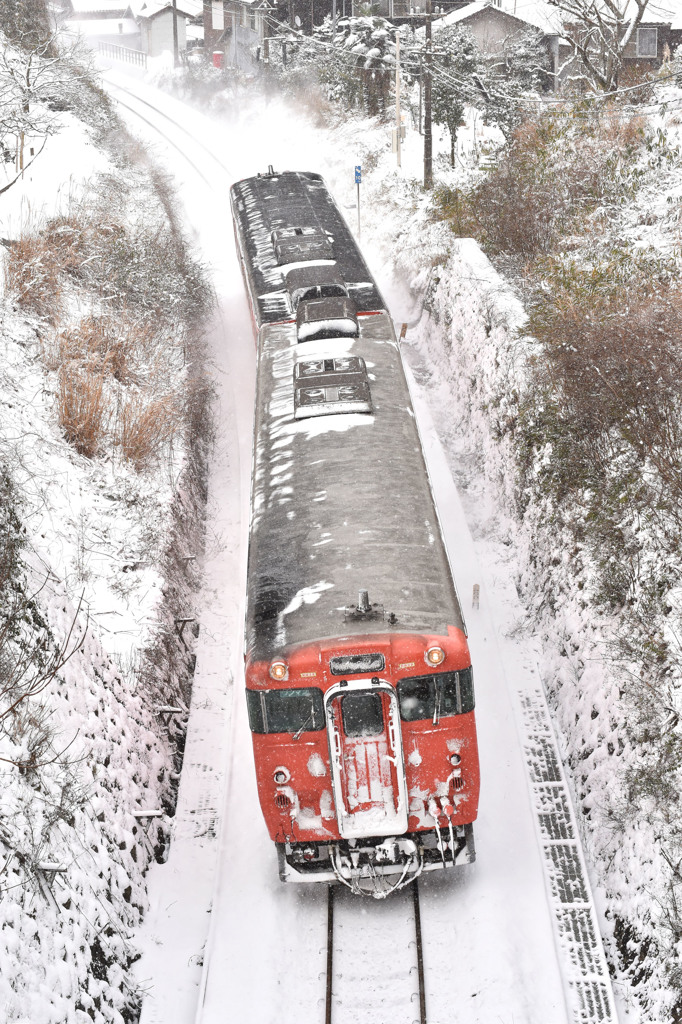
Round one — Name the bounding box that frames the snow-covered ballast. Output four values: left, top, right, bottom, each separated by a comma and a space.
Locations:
231, 169, 480, 898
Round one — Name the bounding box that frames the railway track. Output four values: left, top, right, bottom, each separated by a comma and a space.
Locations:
324, 880, 427, 1024
104, 76, 235, 185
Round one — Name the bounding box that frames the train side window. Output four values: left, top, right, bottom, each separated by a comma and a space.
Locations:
397, 669, 475, 722
246, 689, 266, 732
341, 691, 384, 738
246, 687, 325, 734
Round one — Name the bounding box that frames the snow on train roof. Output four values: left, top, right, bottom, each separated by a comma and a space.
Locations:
245, 311, 465, 664
230, 171, 384, 325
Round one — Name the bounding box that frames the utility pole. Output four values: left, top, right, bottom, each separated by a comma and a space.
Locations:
172, 0, 179, 66
424, 0, 433, 189
395, 31, 402, 169
418, 53, 423, 135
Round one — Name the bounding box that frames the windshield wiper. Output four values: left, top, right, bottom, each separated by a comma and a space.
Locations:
293, 712, 313, 741
432, 680, 442, 727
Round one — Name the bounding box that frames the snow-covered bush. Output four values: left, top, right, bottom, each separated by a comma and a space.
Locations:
447, 106, 646, 256
426, 93, 682, 1016
0, 27, 212, 1021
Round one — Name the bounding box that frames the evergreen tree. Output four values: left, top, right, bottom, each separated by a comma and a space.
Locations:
430, 26, 480, 166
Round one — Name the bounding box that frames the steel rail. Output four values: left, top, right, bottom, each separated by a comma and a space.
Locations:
324, 880, 428, 1024
104, 79, 235, 181
412, 878, 427, 1024
107, 91, 213, 187
325, 884, 334, 1024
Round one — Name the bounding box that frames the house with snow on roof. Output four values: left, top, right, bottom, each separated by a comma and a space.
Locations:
132, 0, 201, 56
493, 1, 681, 88
427, 0, 680, 92
60, 0, 141, 49
420, 1, 562, 89
59, 0, 201, 56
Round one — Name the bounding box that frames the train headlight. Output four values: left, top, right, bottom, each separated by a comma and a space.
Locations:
269, 660, 288, 681
449, 753, 461, 766
425, 646, 446, 667
273, 766, 291, 784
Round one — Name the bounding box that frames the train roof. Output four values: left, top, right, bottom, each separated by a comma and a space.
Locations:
230, 171, 384, 325
245, 311, 466, 665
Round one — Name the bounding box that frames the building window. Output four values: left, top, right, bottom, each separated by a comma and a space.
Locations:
636, 27, 657, 57
250, 11, 256, 31
211, 0, 224, 30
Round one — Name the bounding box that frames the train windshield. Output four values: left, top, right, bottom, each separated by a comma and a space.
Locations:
397, 669, 475, 722
246, 687, 325, 734
340, 691, 384, 738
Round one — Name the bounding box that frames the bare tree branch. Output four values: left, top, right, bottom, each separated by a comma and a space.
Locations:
547, 0, 654, 91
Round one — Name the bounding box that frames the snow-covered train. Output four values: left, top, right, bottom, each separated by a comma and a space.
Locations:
230, 168, 480, 896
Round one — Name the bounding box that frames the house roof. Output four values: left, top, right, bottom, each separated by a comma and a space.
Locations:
433, 1, 562, 36
500, 0, 676, 30
69, 0, 132, 13
65, 15, 138, 32
497, 1, 564, 33
130, 0, 200, 17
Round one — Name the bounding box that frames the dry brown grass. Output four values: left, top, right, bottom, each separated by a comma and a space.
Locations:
4, 215, 88, 323
118, 392, 179, 471
4, 235, 65, 323
56, 368, 108, 458
51, 312, 158, 382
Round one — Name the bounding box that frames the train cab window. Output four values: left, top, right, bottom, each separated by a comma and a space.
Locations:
341, 691, 384, 738
246, 687, 325, 735
397, 669, 475, 722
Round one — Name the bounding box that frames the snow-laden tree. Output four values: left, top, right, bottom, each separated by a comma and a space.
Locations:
478, 27, 551, 137
421, 24, 549, 149
269, 15, 398, 114
429, 27, 481, 166
673, 43, 682, 88
545, 0, 654, 92
0, 0, 51, 50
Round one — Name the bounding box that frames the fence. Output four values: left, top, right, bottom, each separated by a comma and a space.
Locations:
98, 42, 148, 70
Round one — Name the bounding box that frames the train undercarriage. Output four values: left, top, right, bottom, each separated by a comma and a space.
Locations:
277, 823, 475, 898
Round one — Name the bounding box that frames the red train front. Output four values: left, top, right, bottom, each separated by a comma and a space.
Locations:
232, 169, 480, 896
247, 629, 479, 893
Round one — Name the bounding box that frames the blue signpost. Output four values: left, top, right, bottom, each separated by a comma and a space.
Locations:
354, 165, 361, 238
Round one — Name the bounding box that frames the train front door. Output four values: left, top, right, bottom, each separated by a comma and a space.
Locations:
326, 682, 408, 839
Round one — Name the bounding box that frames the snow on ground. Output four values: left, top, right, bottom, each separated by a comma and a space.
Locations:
98, 65, 627, 1024
0, 75, 206, 1023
